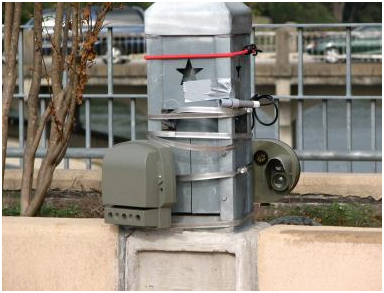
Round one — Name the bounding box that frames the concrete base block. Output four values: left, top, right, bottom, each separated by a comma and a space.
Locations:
125, 222, 269, 291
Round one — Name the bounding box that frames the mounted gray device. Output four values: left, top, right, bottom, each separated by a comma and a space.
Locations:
253, 139, 300, 203
102, 140, 176, 228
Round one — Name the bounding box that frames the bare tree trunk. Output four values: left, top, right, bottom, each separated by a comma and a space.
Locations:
332, 3, 345, 22
347, 4, 358, 23
20, 3, 43, 215
2, 3, 21, 183
24, 160, 56, 216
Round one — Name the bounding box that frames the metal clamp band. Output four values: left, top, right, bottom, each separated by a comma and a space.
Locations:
177, 162, 253, 182
148, 130, 252, 140
172, 107, 246, 114
147, 133, 237, 152
177, 170, 237, 182
171, 212, 255, 230
148, 107, 248, 120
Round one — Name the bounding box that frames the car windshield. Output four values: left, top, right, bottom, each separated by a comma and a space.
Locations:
104, 9, 143, 26
25, 7, 143, 28
24, 9, 66, 28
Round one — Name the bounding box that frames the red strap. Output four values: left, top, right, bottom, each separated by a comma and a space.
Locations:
145, 49, 251, 60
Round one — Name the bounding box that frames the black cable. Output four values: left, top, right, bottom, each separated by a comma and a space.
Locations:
251, 93, 279, 128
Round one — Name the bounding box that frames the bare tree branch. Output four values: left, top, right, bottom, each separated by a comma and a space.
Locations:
4, 3, 13, 55
332, 3, 345, 22
21, 2, 112, 216
2, 3, 22, 183
51, 2, 64, 96
31, 105, 51, 154
61, 5, 71, 79
51, 3, 80, 163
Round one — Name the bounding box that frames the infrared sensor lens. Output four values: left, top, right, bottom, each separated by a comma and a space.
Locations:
271, 173, 288, 191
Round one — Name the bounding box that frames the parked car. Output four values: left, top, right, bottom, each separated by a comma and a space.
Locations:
306, 25, 382, 63
23, 5, 145, 64
95, 5, 145, 64
24, 9, 68, 56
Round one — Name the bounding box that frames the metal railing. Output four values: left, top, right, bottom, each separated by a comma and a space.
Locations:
252, 23, 381, 172
254, 23, 382, 62
5, 24, 382, 172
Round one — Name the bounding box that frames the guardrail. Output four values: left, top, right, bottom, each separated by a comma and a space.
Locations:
255, 23, 382, 59
252, 23, 382, 172
5, 24, 382, 172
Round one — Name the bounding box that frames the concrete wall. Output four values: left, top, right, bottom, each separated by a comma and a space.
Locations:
2, 217, 382, 291
258, 225, 382, 291
2, 217, 119, 291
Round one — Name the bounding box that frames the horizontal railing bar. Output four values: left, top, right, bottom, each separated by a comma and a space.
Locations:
7, 148, 108, 158
11, 93, 382, 101
273, 95, 382, 100
253, 23, 381, 29
7, 148, 382, 161
296, 150, 382, 161
18, 24, 145, 30
12, 23, 380, 30
12, 93, 148, 99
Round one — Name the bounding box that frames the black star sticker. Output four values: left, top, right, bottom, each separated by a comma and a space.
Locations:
176, 59, 203, 85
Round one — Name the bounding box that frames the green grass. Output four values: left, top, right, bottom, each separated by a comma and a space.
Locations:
2, 205, 20, 216
257, 202, 382, 227
2, 198, 81, 218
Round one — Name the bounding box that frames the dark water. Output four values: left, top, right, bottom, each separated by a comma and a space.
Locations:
80, 98, 382, 173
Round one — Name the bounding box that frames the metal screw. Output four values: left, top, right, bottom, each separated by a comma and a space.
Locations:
221, 195, 227, 201
238, 166, 248, 174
